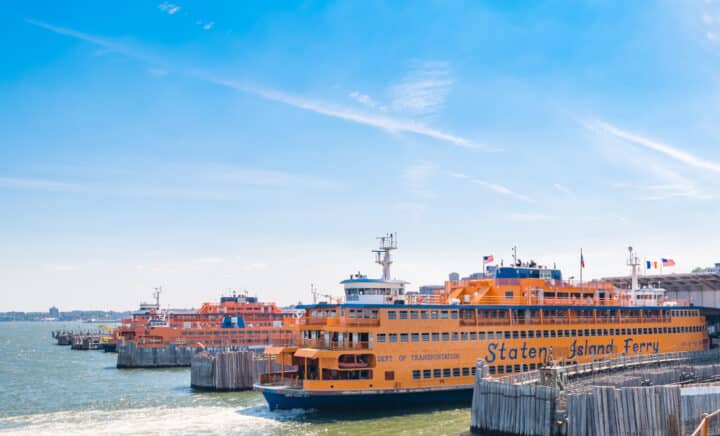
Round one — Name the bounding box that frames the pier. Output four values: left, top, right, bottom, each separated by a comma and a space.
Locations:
190, 350, 282, 390
116, 341, 268, 368
52, 329, 111, 350
470, 349, 720, 435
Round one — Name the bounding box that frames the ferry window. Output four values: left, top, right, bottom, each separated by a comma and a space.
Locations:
423, 369, 432, 379
528, 331, 534, 338
557, 330, 563, 338
643, 328, 648, 335
441, 311, 449, 319
400, 333, 409, 342
479, 332, 486, 340
471, 366, 476, 375
451, 311, 458, 320
470, 332, 477, 340
421, 311, 428, 320
434, 369, 441, 378
497, 366, 505, 374
451, 332, 459, 341
505, 291, 514, 299
399, 311, 408, 320
411, 333, 419, 342
522, 364, 528, 372
442, 332, 450, 341
443, 368, 451, 378
550, 330, 556, 338
514, 364, 520, 373
389, 333, 398, 343
376, 333, 386, 343
385, 371, 395, 381
461, 332, 468, 341
489, 366, 496, 375
578, 329, 584, 337
432, 333, 439, 342
410, 311, 418, 320
590, 329, 596, 337
388, 311, 397, 320
371, 310, 379, 319
583, 329, 590, 337
520, 331, 527, 339
422, 333, 430, 342
505, 365, 513, 373
504, 331, 511, 339
462, 368, 470, 376
632, 328, 638, 335
530, 363, 536, 370
536, 330, 542, 338
604, 329, 609, 336
412, 370, 421, 380
543, 330, 549, 338
512, 331, 519, 339
431, 311, 439, 320
487, 332, 494, 340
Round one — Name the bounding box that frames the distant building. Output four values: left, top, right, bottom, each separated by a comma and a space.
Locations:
696, 263, 720, 274
49, 306, 59, 318
419, 285, 444, 295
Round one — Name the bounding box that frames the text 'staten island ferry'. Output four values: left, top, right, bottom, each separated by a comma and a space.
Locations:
254, 234, 709, 410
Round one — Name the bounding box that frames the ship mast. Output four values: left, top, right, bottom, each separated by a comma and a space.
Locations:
374, 233, 398, 280
153, 286, 162, 308
627, 246, 640, 303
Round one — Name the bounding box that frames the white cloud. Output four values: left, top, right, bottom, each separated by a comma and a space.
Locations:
203, 21, 214, 30
451, 172, 532, 202
26, 21, 480, 149
584, 120, 720, 173
508, 213, 554, 222
553, 183, 572, 195
708, 31, 720, 41
206, 77, 481, 149
390, 61, 453, 116
159, 2, 181, 15
349, 91, 376, 108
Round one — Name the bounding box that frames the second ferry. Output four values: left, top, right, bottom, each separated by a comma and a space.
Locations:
254, 234, 709, 410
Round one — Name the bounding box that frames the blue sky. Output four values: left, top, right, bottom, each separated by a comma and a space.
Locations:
2, 1, 720, 311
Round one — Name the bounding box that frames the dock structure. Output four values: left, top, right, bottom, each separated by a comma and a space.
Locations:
116, 341, 267, 368
52, 329, 111, 349
470, 349, 720, 436
190, 350, 281, 390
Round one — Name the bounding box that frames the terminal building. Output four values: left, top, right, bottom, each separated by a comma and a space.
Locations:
603, 264, 720, 309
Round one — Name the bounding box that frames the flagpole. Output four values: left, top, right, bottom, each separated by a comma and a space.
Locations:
580, 248, 583, 290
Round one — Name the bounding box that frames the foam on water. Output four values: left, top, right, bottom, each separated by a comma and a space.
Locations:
0, 406, 310, 435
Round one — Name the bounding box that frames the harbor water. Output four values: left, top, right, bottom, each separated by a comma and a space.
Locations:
0, 322, 469, 435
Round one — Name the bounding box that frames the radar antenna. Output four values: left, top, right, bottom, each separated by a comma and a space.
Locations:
310, 283, 320, 304
153, 286, 162, 308
373, 233, 398, 281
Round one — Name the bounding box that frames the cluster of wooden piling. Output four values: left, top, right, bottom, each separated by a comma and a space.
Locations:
116, 341, 266, 368
470, 349, 720, 436
52, 329, 111, 350
472, 378, 558, 436
190, 350, 279, 390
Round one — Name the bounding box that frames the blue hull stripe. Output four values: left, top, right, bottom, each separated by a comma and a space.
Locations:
258, 387, 473, 410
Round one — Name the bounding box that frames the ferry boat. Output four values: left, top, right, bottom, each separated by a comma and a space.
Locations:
254, 235, 709, 410
113, 288, 295, 351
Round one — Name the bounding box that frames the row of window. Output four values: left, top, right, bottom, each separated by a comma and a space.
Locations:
488, 362, 550, 375
376, 325, 704, 343
411, 366, 477, 380
386, 309, 700, 320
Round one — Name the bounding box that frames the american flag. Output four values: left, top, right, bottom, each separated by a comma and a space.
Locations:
662, 258, 676, 267
483, 255, 494, 264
